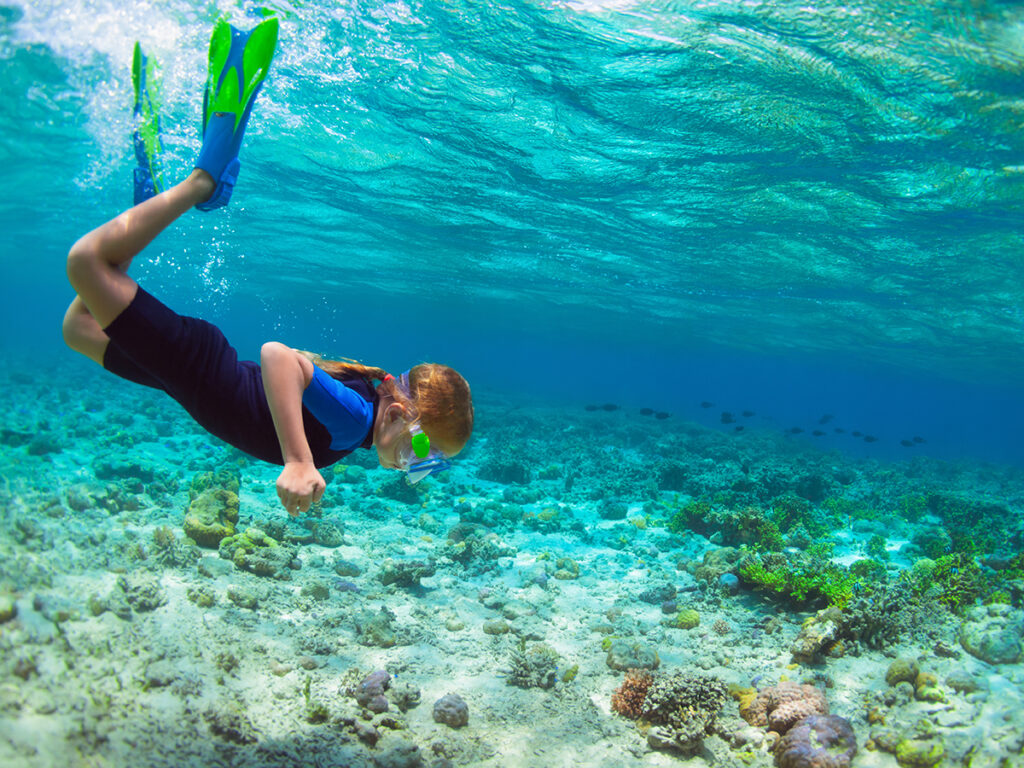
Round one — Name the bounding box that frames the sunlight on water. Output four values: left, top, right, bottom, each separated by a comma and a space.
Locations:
0, 0, 1022, 386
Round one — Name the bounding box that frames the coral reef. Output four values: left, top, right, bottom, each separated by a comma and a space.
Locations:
354, 606, 406, 648
507, 641, 560, 689
685, 503, 787, 551
218, 527, 300, 580
739, 549, 859, 608
150, 525, 199, 568
433, 693, 469, 728
5, 349, 1024, 768
606, 640, 660, 671
183, 488, 239, 548
791, 607, 843, 662
642, 672, 729, 753
378, 558, 436, 587
354, 670, 391, 713
611, 669, 654, 719
742, 682, 829, 734
776, 714, 857, 768
672, 608, 700, 630
611, 668, 729, 754
441, 532, 516, 576
958, 603, 1024, 664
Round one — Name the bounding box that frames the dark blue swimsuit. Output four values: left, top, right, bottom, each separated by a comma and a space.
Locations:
101, 287, 378, 467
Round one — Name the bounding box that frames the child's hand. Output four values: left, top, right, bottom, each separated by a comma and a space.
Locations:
276, 461, 325, 516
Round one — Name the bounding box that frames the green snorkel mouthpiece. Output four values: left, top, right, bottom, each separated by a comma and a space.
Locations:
410, 429, 431, 459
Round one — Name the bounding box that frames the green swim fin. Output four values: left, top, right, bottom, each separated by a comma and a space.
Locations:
132, 41, 165, 204
194, 16, 279, 211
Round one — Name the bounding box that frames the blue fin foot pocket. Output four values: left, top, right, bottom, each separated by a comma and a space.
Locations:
132, 41, 165, 205
193, 17, 279, 212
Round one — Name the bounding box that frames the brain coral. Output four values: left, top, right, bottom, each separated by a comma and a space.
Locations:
742, 682, 829, 734
775, 714, 857, 768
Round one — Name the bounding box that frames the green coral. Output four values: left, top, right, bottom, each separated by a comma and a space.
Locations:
729, 507, 784, 551
928, 493, 1012, 556
912, 526, 953, 559
183, 488, 239, 548
553, 557, 580, 580
189, 468, 240, 497
896, 494, 928, 522
508, 641, 560, 689
902, 553, 988, 612
895, 738, 944, 767
866, 534, 889, 561
666, 501, 783, 551
907, 557, 937, 586
931, 553, 988, 612
737, 556, 788, 594
218, 527, 302, 580
821, 496, 879, 523
738, 550, 859, 608
770, 494, 831, 538
673, 609, 700, 629
666, 499, 711, 535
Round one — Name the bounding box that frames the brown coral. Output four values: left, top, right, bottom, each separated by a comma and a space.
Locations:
611, 668, 653, 720
742, 682, 829, 734
775, 714, 856, 768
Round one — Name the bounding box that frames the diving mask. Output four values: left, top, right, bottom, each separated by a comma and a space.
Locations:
396, 422, 451, 484
392, 370, 451, 484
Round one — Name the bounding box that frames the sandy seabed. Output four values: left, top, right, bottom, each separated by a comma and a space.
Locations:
1, 354, 1023, 768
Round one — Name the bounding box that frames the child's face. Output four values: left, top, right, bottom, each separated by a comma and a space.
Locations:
373, 402, 412, 470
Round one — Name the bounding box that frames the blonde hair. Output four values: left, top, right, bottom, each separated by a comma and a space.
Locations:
299, 352, 473, 456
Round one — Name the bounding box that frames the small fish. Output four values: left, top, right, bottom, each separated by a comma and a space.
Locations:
852, 431, 863, 437
863, 435, 878, 443
812, 430, 825, 437
786, 427, 804, 435
720, 412, 735, 424
601, 403, 620, 412
900, 439, 914, 447
639, 407, 654, 416
913, 436, 926, 444
700, 401, 714, 409
655, 411, 670, 420
833, 427, 845, 434
734, 426, 745, 432
819, 414, 834, 424
584, 404, 599, 412
741, 410, 755, 418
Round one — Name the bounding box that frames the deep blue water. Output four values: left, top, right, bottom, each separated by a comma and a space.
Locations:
2, 0, 1023, 467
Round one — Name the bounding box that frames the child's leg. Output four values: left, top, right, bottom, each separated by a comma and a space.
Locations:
62, 295, 109, 365
62, 295, 164, 388
65, 169, 214, 329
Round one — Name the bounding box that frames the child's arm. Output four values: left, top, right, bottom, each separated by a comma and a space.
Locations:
260, 342, 326, 515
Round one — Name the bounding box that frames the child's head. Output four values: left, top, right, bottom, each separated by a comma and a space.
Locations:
387, 363, 473, 456
309, 354, 473, 469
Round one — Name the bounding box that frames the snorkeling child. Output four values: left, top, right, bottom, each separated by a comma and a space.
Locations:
62, 18, 473, 516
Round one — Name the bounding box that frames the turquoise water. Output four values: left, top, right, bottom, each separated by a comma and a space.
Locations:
2, 0, 1023, 465
3, 3, 1024, 767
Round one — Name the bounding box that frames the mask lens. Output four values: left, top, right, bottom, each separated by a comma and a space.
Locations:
405, 456, 451, 484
